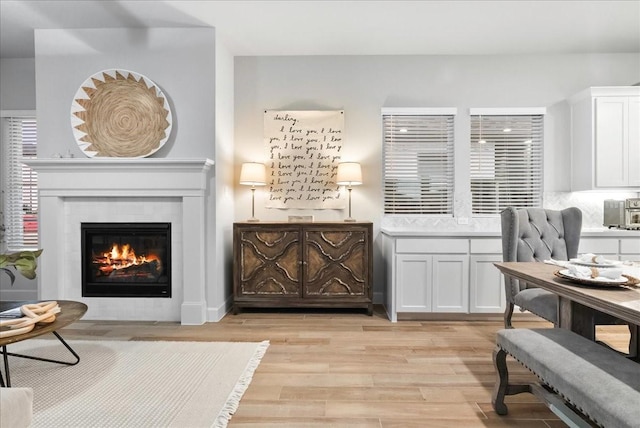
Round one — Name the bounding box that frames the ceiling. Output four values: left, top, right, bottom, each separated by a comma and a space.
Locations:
1, 0, 639, 59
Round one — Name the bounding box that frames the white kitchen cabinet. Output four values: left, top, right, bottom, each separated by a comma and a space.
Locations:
469, 255, 505, 313
382, 230, 639, 322
619, 236, 640, 262
629, 97, 640, 187
384, 235, 501, 320
395, 254, 468, 313
579, 237, 619, 259
570, 87, 640, 191
396, 254, 432, 313
469, 238, 505, 313
388, 238, 469, 318
579, 235, 640, 261
432, 255, 469, 312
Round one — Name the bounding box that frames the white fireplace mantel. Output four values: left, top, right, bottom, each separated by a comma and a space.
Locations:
25, 158, 214, 197
25, 158, 214, 325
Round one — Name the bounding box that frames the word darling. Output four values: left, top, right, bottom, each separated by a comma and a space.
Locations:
264, 110, 346, 209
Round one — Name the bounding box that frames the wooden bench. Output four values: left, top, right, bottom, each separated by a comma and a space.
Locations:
493, 328, 640, 428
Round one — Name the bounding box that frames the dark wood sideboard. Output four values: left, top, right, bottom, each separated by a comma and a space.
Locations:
233, 222, 373, 315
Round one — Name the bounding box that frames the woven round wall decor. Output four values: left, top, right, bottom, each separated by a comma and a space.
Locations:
70, 69, 172, 158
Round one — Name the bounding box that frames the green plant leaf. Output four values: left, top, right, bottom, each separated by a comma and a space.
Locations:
14, 258, 37, 279
1, 267, 16, 286
30, 249, 43, 258
0, 249, 43, 284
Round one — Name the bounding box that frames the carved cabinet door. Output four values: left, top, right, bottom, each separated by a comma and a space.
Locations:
303, 226, 369, 297
237, 226, 301, 297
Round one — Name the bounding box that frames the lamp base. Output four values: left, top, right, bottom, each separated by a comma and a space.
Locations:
344, 217, 357, 222
247, 217, 260, 222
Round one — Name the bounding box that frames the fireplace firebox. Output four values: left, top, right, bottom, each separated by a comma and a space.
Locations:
81, 223, 171, 298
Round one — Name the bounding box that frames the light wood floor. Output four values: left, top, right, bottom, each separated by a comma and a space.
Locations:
56, 306, 632, 428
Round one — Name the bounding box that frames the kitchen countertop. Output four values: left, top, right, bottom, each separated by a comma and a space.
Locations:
582, 228, 640, 237
381, 227, 640, 238
381, 229, 501, 237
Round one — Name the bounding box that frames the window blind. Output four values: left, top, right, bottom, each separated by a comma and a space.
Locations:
383, 110, 455, 215
3, 117, 38, 249
470, 113, 543, 215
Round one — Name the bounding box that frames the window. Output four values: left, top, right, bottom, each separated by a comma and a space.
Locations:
470, 109, 544, 215
382, 108, 456, 215
1, 115, 38, 249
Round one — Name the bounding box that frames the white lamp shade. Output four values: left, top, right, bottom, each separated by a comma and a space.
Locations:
336, 162, 362, 186
239, 162, 266, 186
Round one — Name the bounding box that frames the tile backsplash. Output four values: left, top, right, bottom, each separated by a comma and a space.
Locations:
544, 191, 639, 229
381, 191, 640, 231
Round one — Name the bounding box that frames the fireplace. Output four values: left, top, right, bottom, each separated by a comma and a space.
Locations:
25, 158, 213, 324
81, 223, 171, 298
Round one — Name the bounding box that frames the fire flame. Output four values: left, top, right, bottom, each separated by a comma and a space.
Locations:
95, 243, 161, 275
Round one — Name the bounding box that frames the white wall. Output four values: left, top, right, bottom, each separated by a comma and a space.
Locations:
34, 28, 216, 159
235, 54, 639, 223
2, 49, 638, 308
234, 53, 640, 299
28, 27, 227, 318
209, 39, 236, 320
0, 59, 36, 110
0, 28, 235, 318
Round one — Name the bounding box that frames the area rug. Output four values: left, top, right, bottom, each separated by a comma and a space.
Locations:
6, 339, 269, 427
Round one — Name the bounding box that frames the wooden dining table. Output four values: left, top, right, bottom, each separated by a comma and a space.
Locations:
494, 262, 640, 358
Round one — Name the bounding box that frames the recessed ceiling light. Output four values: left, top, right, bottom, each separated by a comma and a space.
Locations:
524, 139, 532, 144
503, 128, 512, 132
399, 128, 408, 133
478, 139, 487, 144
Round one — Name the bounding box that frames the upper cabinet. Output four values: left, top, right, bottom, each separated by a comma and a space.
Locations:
570, 86, 640, 191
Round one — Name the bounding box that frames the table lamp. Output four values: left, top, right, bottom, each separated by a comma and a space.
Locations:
336, 162, 362, 222
240, 162, 266, 222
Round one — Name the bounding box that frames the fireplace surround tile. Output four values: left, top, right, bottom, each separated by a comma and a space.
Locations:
65, 199, 181, 319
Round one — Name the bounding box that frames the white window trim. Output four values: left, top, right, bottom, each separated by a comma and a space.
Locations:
382, 107, 458, 116
469, 107, 547, 116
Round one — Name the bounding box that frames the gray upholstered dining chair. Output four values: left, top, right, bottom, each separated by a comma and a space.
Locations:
500, 206, 582, 328
500, 206, 638, 358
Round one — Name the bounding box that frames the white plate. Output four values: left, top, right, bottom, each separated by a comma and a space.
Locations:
556, 269, 627, 285
569, 258, 622, 268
